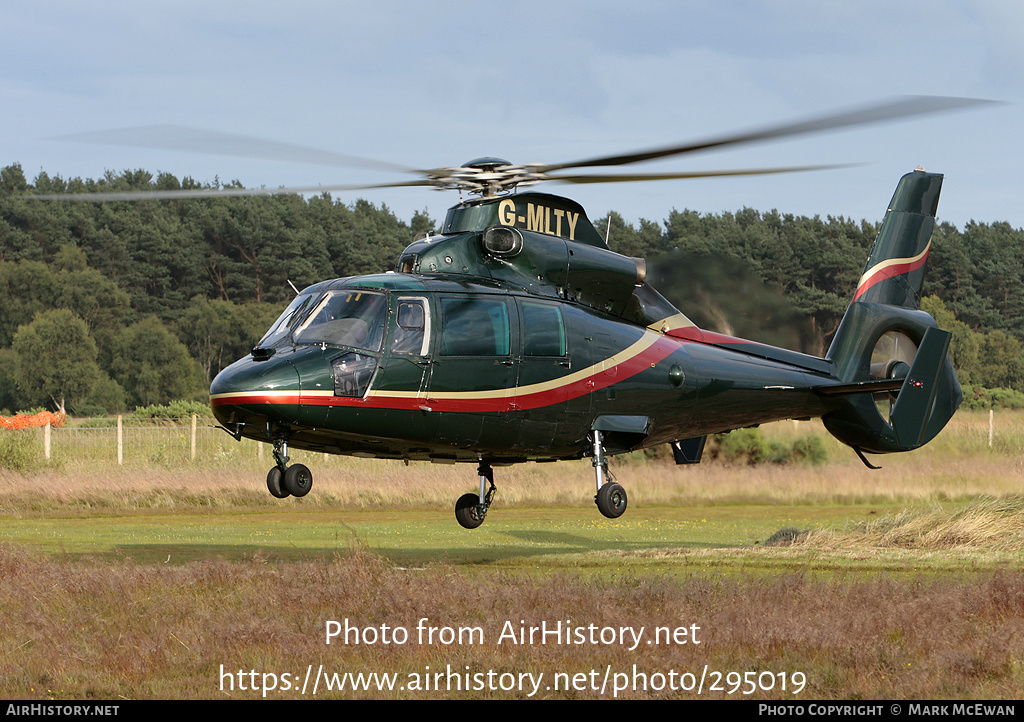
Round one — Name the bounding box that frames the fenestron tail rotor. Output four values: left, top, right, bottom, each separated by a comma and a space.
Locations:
870, 329, 919, 420
32, 95, 996, 202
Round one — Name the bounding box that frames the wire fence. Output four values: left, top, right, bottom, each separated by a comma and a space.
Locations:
47, 418, 251, 466
4, 415, 267, 469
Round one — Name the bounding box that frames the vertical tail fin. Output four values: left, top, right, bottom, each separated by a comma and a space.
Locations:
823, 170, 961, 454
851, 169, 942, 308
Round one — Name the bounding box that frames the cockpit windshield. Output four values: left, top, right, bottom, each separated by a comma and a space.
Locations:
256, 292, 318, 349
293, 290, 387, 352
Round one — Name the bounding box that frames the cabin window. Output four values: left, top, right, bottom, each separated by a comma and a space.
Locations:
391, 298, 430, 356
293, 290, 386, 352
521, 301, 566, 357
439, 297, 510, 356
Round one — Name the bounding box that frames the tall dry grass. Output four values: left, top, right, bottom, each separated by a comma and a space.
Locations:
2, 450, 1022, 515
1, 542, 1022, 699
1, 411, 1022, 513
801, 496, 1024, 552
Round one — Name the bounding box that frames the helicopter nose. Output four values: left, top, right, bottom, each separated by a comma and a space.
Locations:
210, 355, 301, 428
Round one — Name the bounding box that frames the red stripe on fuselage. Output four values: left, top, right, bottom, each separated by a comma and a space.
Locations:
667, 328, 755, 346
211, 392, 302, 407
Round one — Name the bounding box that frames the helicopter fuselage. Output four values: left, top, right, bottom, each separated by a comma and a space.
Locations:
210, 271, 839, 464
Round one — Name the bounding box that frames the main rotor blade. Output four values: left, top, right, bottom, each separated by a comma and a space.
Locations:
546, 163, 854, 184
50, 125, 415, 174
26, 179, 436, 202
544, 96, 996, 172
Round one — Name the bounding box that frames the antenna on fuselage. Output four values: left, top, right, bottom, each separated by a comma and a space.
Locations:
287, 279, 300, 295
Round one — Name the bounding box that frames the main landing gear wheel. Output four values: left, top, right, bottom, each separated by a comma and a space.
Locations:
283, 463, 313, 497
455, 493, 487, 529
267, 467, 289, 499
455, 462, 497, 529
591, 429, 628, 519
595, 482, 628, 519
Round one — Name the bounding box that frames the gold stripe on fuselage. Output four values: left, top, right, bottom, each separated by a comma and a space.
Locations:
368, 313, 696, 402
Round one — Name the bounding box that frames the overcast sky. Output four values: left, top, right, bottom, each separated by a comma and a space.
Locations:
3, 1, 1022, 230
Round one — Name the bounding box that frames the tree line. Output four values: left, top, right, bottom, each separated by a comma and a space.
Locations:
1, 164, 1022, 415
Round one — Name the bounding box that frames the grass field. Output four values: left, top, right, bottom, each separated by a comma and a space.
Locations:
1, 412, 1023, 699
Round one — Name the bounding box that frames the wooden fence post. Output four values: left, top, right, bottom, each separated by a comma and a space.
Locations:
44, 423, 51, 461
117, 415, 123, 465
191, 414, 197, 461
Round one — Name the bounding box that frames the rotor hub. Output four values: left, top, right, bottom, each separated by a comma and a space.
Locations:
425, 159, 548, 197
463, 157, 512, 171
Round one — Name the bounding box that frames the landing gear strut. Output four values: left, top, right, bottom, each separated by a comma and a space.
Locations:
592, 430, 627, 519
266, 436, 313, 499
455, 462, 496, 529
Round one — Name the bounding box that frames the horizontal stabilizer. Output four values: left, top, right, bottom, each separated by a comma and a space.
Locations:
813, 378, 905, 397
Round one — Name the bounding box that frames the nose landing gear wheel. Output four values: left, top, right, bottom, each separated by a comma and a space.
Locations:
267, 467, 290, 499
595, 482, 627, 519
283, 463, 313, 497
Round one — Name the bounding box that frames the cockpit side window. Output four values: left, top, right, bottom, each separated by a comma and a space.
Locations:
294, 291, 386, 352
332, 352, 377, 398
391, 298, 430, 356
